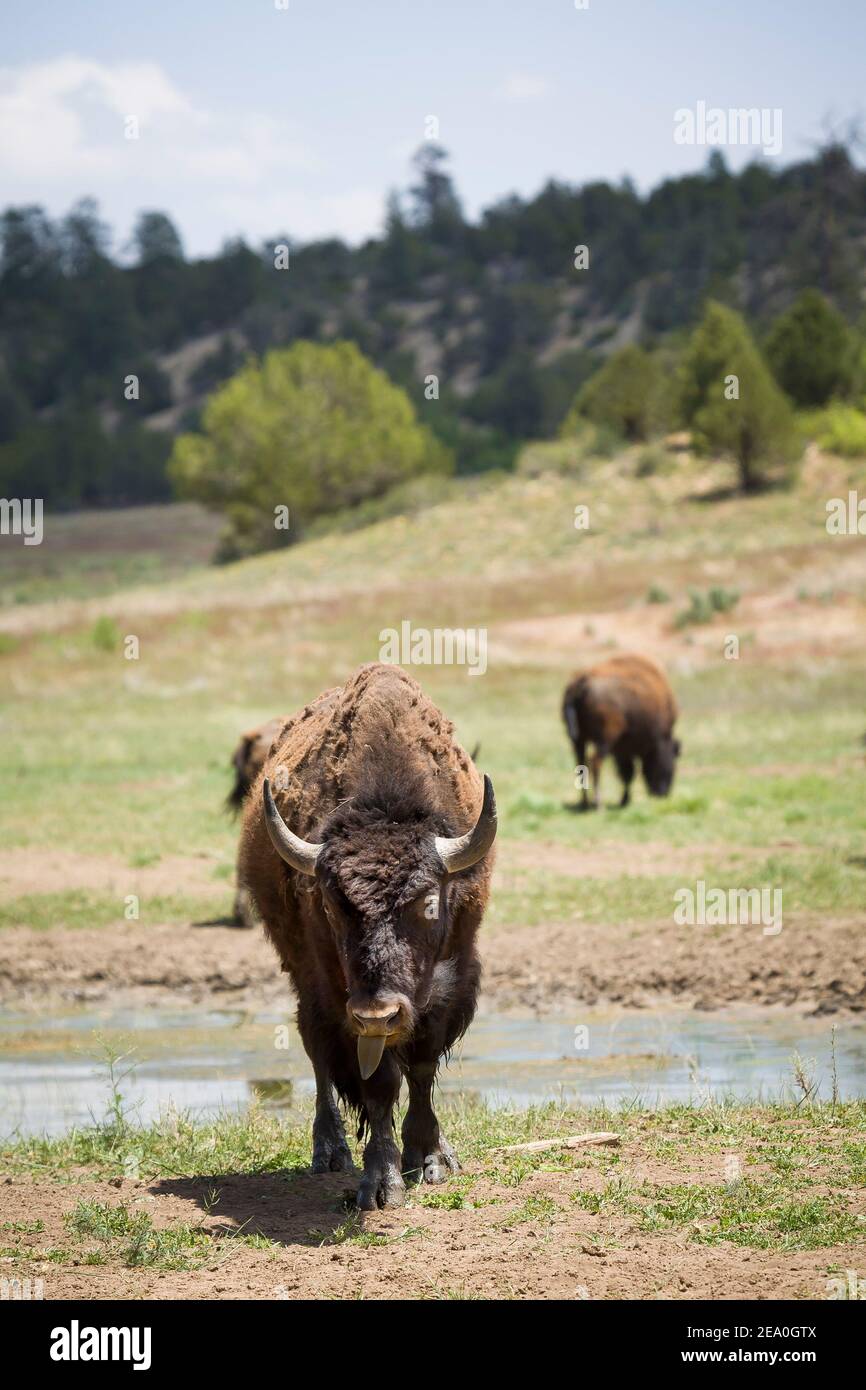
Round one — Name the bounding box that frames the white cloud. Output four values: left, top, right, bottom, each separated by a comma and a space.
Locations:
0, 55, 346, 250
0, 57, 199, 178
500, 74, 551, 103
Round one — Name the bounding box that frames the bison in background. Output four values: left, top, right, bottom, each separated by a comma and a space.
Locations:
226, 716, 289, 926
239, 662, 497, 1209
563, 653, 680, 809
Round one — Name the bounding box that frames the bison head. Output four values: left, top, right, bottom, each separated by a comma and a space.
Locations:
262, 772, 496, 1079
643, 735, 681, 797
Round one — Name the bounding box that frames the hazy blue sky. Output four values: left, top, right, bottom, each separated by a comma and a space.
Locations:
0, 0, 861, 257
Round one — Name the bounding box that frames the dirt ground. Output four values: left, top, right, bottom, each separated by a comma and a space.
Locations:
1, 911, 864, 1017
4, 1123, 864, 1301
5, 840, 863, 1300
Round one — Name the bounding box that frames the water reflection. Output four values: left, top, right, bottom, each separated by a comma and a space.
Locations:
0, 1005, 862, 1137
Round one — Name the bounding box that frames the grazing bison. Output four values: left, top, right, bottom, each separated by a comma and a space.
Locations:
239, 662, 497, 1208
227, 716, 288, 926
562, 653, 680, 809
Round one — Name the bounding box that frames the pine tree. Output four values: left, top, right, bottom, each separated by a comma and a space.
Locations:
680, 302, 799, 491
765, 289, 854, 406
563, 345, 667, 442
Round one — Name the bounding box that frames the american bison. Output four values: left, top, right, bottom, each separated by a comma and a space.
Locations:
562, 653, 680, 808
227, 716, 288, 927
239, 662, 497, 1208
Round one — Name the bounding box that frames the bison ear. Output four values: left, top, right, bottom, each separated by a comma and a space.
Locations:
673, 739, 682, 757
435, 774, 497, 874
262, 778, 323, 876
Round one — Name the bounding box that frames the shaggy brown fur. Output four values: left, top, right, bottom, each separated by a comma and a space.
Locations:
562, 653, 680, 808
239, 663, 495, 1209
227, 717, 290, 814
226, 716, 289, 926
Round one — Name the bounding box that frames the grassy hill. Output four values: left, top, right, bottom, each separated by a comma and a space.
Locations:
1, 440, 864, 1016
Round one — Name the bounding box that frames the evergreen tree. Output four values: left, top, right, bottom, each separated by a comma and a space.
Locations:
765, 289, 854, 405
408, 145, 463, 247
564, 345, 668, 441
680, 302, 799, 491
132, 212, 184, 265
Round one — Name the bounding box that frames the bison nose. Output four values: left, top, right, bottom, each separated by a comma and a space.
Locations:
348, 996, 404, 1035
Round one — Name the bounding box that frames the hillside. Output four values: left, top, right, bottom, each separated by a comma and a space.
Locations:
2, 142, 865, 508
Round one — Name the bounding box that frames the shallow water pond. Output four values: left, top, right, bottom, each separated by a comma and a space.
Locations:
0, 1004, 862, 1137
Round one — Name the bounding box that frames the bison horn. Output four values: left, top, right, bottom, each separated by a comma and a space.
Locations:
263, 778, 323, 876
435, 774, 497, 874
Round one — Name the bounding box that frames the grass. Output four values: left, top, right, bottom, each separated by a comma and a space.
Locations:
0, 448, 864, 941
0, 503, 222, 606
1, 1096, 864, 1263
1, 448, 864, 1301
64, 1200, 210, 1270
574, 1176, 864, 1251
0, 888, 223, 932
314, 1212, 425, 1248
1, 1102, 312, 1183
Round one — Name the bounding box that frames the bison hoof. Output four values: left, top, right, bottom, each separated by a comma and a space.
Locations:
311, 1138, 354, 1174
403, 1137, 461, 1185
356, 1161, 406, 1210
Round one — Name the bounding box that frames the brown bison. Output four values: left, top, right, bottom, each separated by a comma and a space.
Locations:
239, 663, 497, 1209
227, 716, 289, 927
562, 653, 680, 808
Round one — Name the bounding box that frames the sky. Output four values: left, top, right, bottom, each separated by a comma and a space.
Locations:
0, 0, 861, 259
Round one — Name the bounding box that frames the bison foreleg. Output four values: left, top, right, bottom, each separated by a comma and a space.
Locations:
356, 1055, 405, 1210
311, 1062, 354, 1174
589, 745, 606, 809
614, 752, 635, 808
574, 736, 591, 809
401, 1062, 461, 1186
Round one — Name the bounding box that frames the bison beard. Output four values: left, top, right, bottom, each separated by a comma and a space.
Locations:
239, 663, 497, 1209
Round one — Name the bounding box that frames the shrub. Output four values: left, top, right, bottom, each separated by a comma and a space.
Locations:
90, 617, 120, 652
801, 403, 866, 458
635, 444, 669, 477
169, 340, 453, 556
646, 583, 671, 604
674, 586, 740, 628
517, 423, 621, 477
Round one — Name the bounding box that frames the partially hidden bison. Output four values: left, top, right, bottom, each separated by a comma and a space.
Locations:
562, 653, 680, 809
239, 662, 497, 1208
227, 716, 289, 927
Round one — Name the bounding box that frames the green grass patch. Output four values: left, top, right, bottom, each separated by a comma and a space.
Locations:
3, 1097, 864, 1257
575, 1176, 864, 1251
0, 889, 223, 932
63, 1198, 268, 1270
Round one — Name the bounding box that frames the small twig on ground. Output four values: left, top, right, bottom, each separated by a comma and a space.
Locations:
489, 1132, 620, 1155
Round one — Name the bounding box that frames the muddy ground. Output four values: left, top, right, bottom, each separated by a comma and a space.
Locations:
1, 852, 863, 1017
3, 843, 864, 1300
